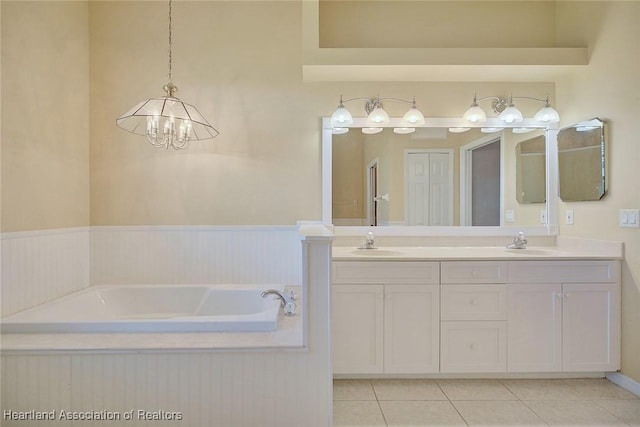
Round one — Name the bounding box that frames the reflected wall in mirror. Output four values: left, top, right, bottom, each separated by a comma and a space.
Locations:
516, 135, 546, 204
331, 127, 547, 227
557, 118, 606, 202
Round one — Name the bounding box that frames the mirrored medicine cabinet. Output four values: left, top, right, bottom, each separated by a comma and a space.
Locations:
557, 118, 607, 202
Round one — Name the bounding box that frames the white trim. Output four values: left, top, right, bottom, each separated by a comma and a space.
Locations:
322, 122, 334, 225
366, 158, 379, 226
606, 372, 640, 397
333, 225, 556, 237
90, 225, 297, 232
0, 226, 90, 240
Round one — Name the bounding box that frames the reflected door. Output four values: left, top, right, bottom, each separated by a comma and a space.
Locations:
406, 151, 452, 226
471, 141, 501, 226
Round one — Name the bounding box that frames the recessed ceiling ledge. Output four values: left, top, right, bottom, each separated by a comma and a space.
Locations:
304, 47, 588, 67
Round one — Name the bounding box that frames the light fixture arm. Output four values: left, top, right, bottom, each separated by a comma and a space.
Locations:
463, 93, 559, 124
336, 95, 421, 115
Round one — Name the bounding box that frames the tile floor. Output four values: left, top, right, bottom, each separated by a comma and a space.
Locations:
333, 378, 640, 426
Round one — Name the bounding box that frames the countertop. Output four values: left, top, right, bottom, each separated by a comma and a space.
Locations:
332, 246, 623, 261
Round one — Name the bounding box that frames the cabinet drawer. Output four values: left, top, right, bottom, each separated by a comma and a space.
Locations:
441, 321, 507, 373
333, 261, 440, 284
441, 261, 508, 284
441, 285, 507, 321
508, 261, 619, 283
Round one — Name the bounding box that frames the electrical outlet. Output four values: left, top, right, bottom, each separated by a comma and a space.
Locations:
620, 209, 640, 228
565, 209, 574, 225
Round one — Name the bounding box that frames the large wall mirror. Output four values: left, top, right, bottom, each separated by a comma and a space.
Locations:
557, 118, 607, 202
516, 135, 546, 204
322, 118, 558, 234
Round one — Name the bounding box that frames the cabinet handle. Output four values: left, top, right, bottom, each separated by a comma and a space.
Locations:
555, 292, 563, 299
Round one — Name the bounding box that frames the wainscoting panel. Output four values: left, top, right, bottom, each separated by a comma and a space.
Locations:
1, 234, 333, 427
2, 350, 329, 427
1, 228, 90, 316
90, 226, 302, 286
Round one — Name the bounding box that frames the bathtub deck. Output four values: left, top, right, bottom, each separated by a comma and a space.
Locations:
1, 286, 304, 353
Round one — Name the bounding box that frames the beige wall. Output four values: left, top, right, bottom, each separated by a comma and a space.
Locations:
555, 2, 640, 382
320, 1, 557, 48
3, 0, 637, 383
1, 1, 90, 232
87, 1, 554, 226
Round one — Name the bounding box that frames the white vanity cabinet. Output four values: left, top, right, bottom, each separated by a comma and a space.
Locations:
440, 262, 508, 373
332, 261, 440, 374
332, 257, 620, 376
507, 261, 621, 373
332, 284, 384, 374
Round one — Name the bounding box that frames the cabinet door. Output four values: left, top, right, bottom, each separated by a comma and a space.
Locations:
384, 284, 439, 373
332, 285, 384, 374
562, 283, 620, 372
508, 283, 562, 372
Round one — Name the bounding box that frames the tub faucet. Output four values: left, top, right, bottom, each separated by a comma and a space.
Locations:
261, 289, 296, 316
507, 232, 528, 249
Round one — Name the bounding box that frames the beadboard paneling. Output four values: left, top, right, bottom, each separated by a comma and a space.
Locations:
90, 227, 302, 285
1, 236, 333, 427
1, 228, 90, 316
2, 351, 329, 427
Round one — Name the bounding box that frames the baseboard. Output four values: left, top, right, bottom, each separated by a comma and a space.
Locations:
606, 372, 640, 397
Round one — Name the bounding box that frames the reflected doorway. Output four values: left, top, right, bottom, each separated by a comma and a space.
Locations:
460, 136, 502, 226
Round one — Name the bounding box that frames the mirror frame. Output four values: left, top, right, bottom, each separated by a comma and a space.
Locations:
322, 117, 559, 236
557, 118, 607, 202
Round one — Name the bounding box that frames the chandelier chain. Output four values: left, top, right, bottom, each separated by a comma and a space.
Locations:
168, 0, 173, 83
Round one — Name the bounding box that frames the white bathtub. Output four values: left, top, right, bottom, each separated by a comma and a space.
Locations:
1, 284, 284, 333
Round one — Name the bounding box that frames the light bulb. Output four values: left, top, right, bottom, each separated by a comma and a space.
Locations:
402, 106, 425, 126
331, 106, 353, 127
463, 104, 486, 123
393, 127, 415, 134
367, 107, 390, 125
362, 127, 383, 135
332, 127, 349, 135
534, 105, 560, 122
499, 105, 523, 124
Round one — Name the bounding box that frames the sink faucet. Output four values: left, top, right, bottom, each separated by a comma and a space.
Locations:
261, 289, 296, 316
359, 231, 376, 249
507, 231, 528, 249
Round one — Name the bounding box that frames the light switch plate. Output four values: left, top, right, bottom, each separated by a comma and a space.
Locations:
505, 210, 515, 222
620, 209, 640, 228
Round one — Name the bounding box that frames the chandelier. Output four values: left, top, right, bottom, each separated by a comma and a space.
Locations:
116, 0, 218, 150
